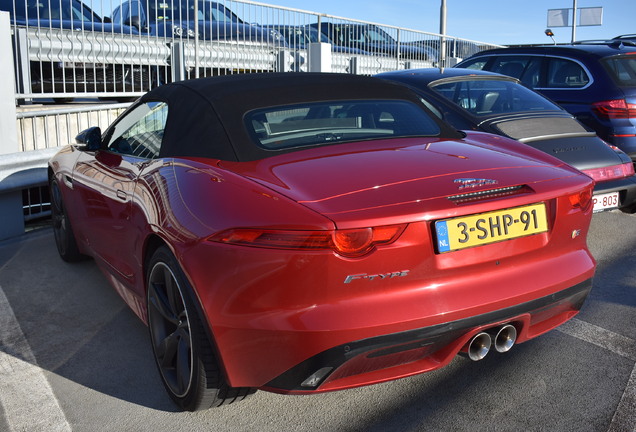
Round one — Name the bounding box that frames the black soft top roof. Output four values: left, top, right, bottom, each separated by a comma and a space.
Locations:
141, 72, 462, 161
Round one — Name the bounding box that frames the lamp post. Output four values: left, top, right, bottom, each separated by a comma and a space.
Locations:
440, 0, 446, 67
545, 28, 556, 45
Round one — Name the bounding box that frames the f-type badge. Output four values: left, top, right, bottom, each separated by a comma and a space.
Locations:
344, 271, 410, 284
454, 178, 499, 190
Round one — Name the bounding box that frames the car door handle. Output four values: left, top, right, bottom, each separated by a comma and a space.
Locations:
116, 189, 127, 200
63, 175, 73, 189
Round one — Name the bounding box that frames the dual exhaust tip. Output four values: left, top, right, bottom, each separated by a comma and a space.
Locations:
465, 324, 517, 361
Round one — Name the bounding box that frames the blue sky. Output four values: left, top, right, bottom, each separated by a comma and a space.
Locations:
94, 0, 635, 46
259, 0, 634, 45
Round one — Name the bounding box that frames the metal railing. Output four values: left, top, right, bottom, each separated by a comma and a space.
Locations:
2, 103, 132, 235
5, 0, 504, 103
16, 103, 131, 151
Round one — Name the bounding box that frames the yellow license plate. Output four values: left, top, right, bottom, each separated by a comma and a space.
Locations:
435, 203, 548, 253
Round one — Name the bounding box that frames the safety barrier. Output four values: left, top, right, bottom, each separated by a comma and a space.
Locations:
6, 0, 503, 102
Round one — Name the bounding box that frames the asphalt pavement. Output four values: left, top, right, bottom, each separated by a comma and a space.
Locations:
0, 211, 635, 432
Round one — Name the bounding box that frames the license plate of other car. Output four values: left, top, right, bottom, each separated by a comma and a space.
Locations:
592, 192, 619, 212
435, 203, 548, 253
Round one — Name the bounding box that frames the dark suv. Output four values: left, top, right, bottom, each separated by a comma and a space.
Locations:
455, 43, 636, 160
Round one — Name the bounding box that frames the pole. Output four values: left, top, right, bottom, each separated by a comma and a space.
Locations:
571, 0, 577, 43
440, 0, 446, 67
194, 0, 199, 78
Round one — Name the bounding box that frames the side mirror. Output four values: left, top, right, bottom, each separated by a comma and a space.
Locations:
75, 127, 102, 151
125, 15, 141, 30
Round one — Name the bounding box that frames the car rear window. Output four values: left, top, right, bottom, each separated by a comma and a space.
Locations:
245, 100, 440, 150
430, 79, 561, 116
603, 55, 636, 87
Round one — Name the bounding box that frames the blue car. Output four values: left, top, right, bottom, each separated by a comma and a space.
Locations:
265, 24, 369, 55
0, 0, 144, 100
111, 0, 285, 45
455, 42, 636, 160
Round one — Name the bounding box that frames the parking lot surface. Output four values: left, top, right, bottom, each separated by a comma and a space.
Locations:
0, 211, 635, 432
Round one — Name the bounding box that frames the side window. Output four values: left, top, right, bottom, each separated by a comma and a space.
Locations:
105, 102, 168, 159
114, 3, 141, 25
488, 56, 543, 88
547, 58, 590, 88
518, 58, 542, 88
491, 57, 527, 79
209, 4, 234, 23
459, 58, 488, 70
111, 5, 122, 24
419, 98, 443, 119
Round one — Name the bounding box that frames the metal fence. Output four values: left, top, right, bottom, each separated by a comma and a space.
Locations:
5, 0, 504, 103
16, 103, 130, 151
3, 103, 130, 234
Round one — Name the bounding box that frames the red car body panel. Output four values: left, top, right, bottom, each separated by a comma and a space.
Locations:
49, 73, 596, 396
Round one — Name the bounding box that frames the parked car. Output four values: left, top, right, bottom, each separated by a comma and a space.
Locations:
406, 38, 482, 62
111, 0, 285, 45
266, 24, 370, 54
50, 72, 596, 411
377, 68, 636, 213
0, 0, 146, 101
262, 24, 370, 71
455, 43, 636, 161
311, 22, 435, 61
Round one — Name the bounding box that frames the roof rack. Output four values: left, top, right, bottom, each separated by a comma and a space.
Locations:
572, 39, 636, 48
613, 34, 636, 40
573, 39, 612, 44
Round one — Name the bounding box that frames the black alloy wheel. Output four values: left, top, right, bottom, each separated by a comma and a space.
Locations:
146, 246, 254, 411
50, 176, 84, 262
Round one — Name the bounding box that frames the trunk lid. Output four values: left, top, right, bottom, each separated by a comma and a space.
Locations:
219, 136, 578, 226
489, 115, 623, 171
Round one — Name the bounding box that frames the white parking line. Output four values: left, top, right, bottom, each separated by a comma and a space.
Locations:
0, 285, 72, 432
558, 318, 636, 432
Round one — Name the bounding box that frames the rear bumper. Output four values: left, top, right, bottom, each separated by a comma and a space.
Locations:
263, 278, 592, 393
187, 240, 594, 391
593, 175, 636, 211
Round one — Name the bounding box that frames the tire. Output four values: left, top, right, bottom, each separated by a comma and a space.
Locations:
620, 204, 636, 214
50, 176, 85, 262
146, 246, 254, 411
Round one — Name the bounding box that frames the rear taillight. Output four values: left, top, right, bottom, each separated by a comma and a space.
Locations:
208, 224, 406, 257
592, 99, 636, 119
582, 162, 635, 182
568, 186, 593, 211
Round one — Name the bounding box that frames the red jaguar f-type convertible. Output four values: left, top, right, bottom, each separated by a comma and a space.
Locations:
48, 73, 596, 411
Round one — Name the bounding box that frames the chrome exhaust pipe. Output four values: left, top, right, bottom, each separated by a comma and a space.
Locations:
492, 324, 517, 353
466, 332, 491, 361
